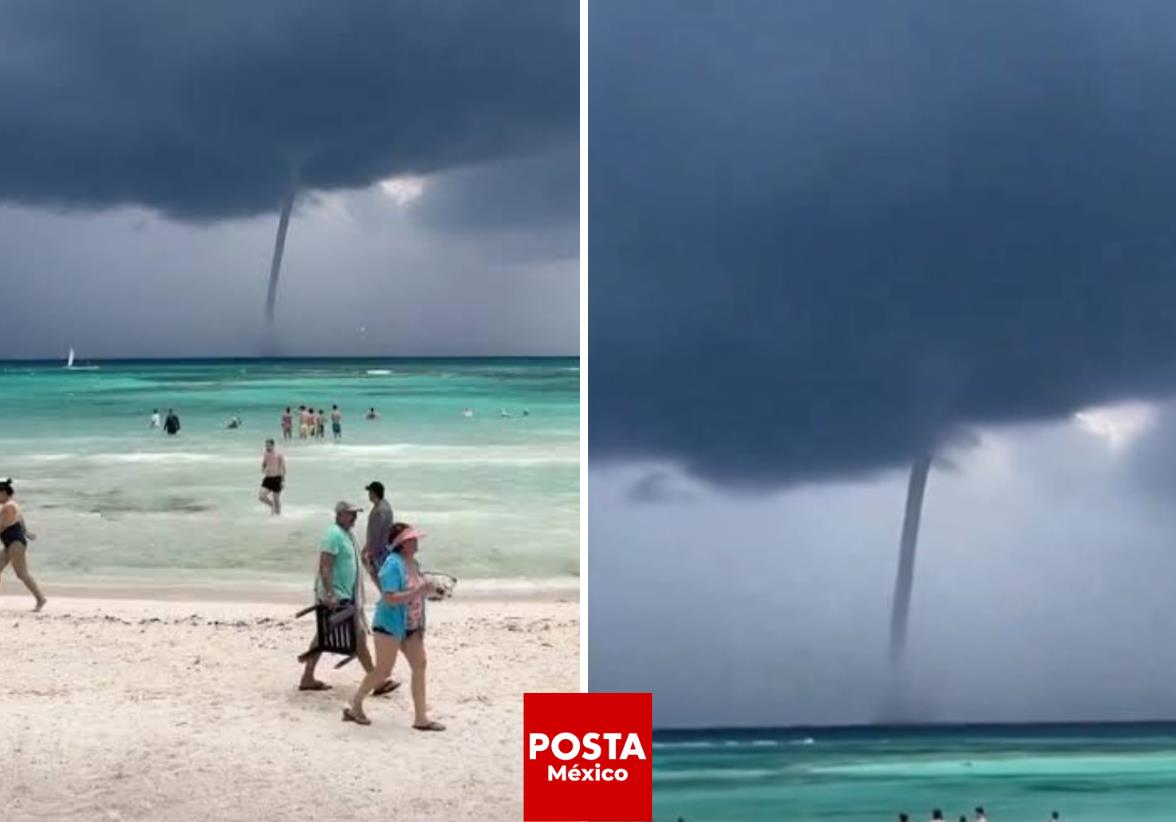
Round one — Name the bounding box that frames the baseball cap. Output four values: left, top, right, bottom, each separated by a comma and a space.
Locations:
364, 481, 385, 497
334, 501, 363, 514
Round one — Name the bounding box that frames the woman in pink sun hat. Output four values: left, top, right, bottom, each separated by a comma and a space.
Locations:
344, 522, 444, 729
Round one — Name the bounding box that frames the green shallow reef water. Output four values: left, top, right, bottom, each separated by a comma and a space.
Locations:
0, 358, 579, 588
654, 723, 1176, 821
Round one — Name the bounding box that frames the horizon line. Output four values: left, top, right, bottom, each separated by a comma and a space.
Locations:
1, 353, 580, 364
653, 717, 1176, 734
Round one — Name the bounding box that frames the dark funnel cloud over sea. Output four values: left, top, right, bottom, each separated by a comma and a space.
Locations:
589, 0, 1176, 729
0, 0, 578, 358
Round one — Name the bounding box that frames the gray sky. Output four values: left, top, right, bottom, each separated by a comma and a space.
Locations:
589, 0, 1176, 727
0, 163, 577, 359
591, 400, 1176, 727
0, 1, 577, 358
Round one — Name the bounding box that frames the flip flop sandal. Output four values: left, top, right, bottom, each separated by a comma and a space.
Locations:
413, 721, 446, 732
342, 707, 371, 726
373, 679, 401, 696
298, 681, 332, 692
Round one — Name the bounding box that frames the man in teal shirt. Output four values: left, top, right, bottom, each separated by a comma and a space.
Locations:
315, 503, 360, 606
298, 501, 397, 694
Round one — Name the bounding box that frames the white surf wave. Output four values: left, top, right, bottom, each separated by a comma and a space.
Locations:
15, 444, 577, 467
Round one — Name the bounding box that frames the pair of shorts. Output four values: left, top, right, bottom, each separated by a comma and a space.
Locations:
261, 475, 284, 493
1, 523, 28, 549
372, 626, 423, 640
332, 423, 342, 434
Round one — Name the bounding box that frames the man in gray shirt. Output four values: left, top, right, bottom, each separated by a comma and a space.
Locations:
362, 480, 394, 585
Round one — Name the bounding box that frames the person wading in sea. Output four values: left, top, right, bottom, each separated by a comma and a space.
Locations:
259, 439, 286, 515
331, 405, 343, 440
0, 478, 47, 611
163, 408, 181, 436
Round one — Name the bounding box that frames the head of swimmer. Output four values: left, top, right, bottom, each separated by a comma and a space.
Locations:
265, 438, 274, 452
0, 477, 12, 502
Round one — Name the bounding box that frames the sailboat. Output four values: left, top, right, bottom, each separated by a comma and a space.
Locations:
64, 347, 99, 371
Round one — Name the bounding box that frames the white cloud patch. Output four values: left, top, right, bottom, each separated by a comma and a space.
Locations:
378, 176, 427, 206
1074, 400, 1157, 448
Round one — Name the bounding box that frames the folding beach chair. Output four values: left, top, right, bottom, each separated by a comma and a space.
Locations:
295, 600, 359, 668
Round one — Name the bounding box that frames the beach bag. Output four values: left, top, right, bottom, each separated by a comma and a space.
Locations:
423, 571, 457, 601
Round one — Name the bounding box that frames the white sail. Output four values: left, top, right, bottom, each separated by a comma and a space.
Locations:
66, 348, 75, 368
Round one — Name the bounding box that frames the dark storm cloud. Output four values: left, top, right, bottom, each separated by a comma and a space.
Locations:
590, 0, 1176, 485
0, 0, 576, 220
410, 145, 578, 260
414, 146, 577, 233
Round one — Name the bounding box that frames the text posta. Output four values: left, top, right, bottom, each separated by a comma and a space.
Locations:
528, 732, 647, 762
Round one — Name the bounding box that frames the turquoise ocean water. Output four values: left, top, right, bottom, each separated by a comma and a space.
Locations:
0, 358, 578, 588
654, 723, 1176, 821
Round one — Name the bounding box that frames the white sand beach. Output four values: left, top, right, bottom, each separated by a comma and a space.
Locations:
0, 587, 578, 822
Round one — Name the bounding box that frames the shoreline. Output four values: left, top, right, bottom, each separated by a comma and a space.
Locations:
4, 575, 579, 606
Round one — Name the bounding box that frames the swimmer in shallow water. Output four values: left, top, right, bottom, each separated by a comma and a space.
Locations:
163, 408, 181, 435
0, 478, 46, 611
259, 439, 286, 516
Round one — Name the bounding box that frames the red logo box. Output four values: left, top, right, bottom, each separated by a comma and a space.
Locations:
524, 692, 653, 821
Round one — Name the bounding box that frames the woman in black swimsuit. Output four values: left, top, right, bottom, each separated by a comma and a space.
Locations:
0, 478, 46, 611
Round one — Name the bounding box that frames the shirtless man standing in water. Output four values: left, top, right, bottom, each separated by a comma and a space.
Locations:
0, 478, 47, 611
259, 439, 287, 515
